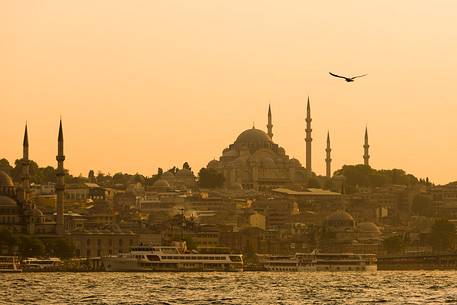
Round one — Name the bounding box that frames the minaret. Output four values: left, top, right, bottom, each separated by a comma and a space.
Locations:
363, 126, 370, 166
56, 119, 65, 235
305, 97, 312, 172
325, 131, 332, 178
22, 123, 30, 202
267, 104, 273, 139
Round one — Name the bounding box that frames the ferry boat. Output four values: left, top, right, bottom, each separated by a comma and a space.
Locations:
22, 257, 64, 271
258, 251, 377, 272
0, 256, 22, 273
103, 244, 243, 272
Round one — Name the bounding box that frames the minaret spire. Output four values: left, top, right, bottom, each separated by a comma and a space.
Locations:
363, 126, 370, 166
56, 118, 66, 234
267, 103, 273, 139
305, 97, 312, 172
325, 131, 332, 178
22, 123, 30, 201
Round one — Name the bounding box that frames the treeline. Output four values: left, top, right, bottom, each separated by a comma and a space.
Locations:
0, 229, 75, 258
334, 165, 430, 193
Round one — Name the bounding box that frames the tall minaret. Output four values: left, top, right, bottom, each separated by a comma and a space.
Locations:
56, 119, 65, 235
22, 123, 30, 202
363, 126, 370, 166
325, 131, 332, 178
267, 104, 273, 139
305, 97, 312, 172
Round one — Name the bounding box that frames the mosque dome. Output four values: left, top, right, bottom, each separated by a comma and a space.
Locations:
0, 171, 14, 187
161, 172, 175, 181
207, 160, 220, 169
327, 210, 354, 222
223, 149, 239, 158
235, 128, 272, 146
176, 168, 193, 177
153, 179, 171, 188
289, 158, 301, 168
262, 157, 275, 168
357, 222, 381, 234
0, 195, 17, 207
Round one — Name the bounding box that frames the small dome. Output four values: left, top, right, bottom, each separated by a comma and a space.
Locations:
223, 150, 239, 157
235, 128, 272, 145
153, 179, 171, 188
327, 210, 354, 222
161, 172, 175, 181
357, 222, 381, 234
230, 183, 243, 190
231, 158, 245, 167
289, 158, 301, 167
0, 171, 14, 187
207, 159, 220, 169
262, 157, 275, 168
0, 195, 17, 206
176, 168, 193, 177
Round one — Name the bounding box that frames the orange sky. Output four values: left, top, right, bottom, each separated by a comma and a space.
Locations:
1, 1, 457, 184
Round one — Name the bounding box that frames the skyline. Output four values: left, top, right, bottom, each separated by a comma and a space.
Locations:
2, 1, 457, 184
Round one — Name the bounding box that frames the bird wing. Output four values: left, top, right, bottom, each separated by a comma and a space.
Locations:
352, 74, 368, 79
329, 72, 347, 79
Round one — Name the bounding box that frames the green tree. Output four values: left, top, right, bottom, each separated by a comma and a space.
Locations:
0, 158, 13, 175
430, 219, 455, 253
45, 238, 75, 259
198, 168, 225, 188
411, 194, 433, 217
307, 177, 321, 188
0, 229, 19, 254
19, 235, 45, 257
383, 235, 404, 254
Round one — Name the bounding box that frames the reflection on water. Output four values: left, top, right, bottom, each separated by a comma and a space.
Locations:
1, 271, 456, 304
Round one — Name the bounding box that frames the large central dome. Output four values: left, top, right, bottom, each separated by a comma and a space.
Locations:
234, 128, 272, 145
0, 171, 14, 187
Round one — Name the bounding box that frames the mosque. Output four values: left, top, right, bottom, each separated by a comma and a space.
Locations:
207, 98, 371, 191
0, 122, 65, 235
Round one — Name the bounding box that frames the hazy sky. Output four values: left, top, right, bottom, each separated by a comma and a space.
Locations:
2, 1, 457, 184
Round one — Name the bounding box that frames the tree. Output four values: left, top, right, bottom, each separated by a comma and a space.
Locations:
19, 235, 45, 257
0, 158, 12, 175
430, 219, 455, 253
411, 194, 433, 217
0, 229, 19, 254
383, 235, 405, 254
88, 170, 96, 182
198, 168, 225, 188
182, 162, 192, 171
45, 238, 75, 259
307, 177, 321, 189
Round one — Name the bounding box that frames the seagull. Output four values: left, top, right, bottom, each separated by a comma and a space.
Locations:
329, 72, 367, 82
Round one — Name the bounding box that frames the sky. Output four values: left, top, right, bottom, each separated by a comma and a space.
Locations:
1, 1, 457, 184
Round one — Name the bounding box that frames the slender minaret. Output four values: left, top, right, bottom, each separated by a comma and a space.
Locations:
305, 97, 312, 172
55, 119, 65, 234
325, 131, 332, 178
22, 123, 30, 202
363, 126, 370, 166
267, 104, 273, 139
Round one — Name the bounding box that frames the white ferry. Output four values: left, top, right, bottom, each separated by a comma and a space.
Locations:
103, 244, 243, 272
258, 251, 377, 272
0, 256, 22, 273
22, 257, 64, 271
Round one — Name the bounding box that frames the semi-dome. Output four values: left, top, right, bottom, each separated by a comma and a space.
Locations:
0, 195, 17, 207
153, 179, 171, 188
0, 171, 14, 187
176, 168, 193, 177
262, 157, 275, 168
357, 222, 381, 234
207, 159, 220, 169
161, 172, 175, 181
235, 128, 272, 145
327, 210, 354, 222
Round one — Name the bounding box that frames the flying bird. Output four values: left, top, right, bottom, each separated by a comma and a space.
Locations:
329, 72, 367, 82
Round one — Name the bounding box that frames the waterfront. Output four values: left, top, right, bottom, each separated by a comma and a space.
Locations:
2, 271, 457, 304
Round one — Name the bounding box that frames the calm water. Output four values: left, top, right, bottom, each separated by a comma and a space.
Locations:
2, 271, 457, 304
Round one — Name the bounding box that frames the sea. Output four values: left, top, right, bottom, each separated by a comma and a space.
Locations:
2, 271, 457, 305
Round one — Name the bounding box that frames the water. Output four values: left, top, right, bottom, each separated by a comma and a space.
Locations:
1, 271, 457, 304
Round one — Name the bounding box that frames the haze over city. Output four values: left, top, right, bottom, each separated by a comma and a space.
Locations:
2, 1, 457, 183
